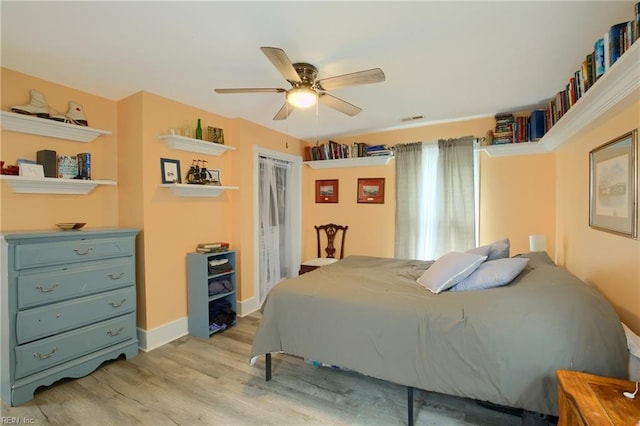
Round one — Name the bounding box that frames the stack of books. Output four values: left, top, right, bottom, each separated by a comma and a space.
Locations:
366, 144, 394, 156
196, 242, 230, 253
493, 113, 515, 145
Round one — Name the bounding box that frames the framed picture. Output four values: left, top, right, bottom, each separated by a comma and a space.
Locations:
315, 179, 338, 203
589, 130, 637, 239
160, 158, 181, 184
19, 163, 45, 178
357, 178, 385, 204
207, 126, 225, 144
209, 169, 221, 186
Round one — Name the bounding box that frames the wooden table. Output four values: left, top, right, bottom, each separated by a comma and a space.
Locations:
557, 370, 640, 425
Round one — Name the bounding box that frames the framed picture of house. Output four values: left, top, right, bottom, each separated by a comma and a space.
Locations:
160, 158, 181, 184
357, 178, 385, 204
315, 179, 338, 203
589, 130, 637, 239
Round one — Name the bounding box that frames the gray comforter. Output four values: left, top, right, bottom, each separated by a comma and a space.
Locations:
250, 252, 628, 415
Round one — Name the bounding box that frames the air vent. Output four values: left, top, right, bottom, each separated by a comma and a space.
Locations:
400, 115, 424, 122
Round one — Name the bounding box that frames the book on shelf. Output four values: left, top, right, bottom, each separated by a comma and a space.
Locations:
608, 22, 628, 67
594, 38, 605, 80
197, 247, 230, 254
196, 242, 230, 253
528, 110, 546, 141
198, 242, 229, 248
57, 155, 78, 179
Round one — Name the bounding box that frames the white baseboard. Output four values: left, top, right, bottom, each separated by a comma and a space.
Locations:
136, 298, 258, 352
137, 316, 188, 352
238, 296, 260, 317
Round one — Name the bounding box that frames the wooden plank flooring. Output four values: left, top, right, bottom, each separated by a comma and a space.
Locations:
1, 314, 526, 425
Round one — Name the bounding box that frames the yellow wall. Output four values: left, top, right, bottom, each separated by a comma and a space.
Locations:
555, 100, 640, 332
1, 68, 119, 230
303, 117, 557, 260
117, 91, 304, 329
0, 69, 304, 333
2, 67, 636, 338
480, 152, 556, 258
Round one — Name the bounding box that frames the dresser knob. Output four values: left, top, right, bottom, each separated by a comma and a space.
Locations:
108, 272, 124, 280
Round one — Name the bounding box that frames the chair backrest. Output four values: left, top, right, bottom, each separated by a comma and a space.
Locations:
315, 223, 348, 259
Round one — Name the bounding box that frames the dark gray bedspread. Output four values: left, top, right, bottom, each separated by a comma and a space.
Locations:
250, 252, 628, 415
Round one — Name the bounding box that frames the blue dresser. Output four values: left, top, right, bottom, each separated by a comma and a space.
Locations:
0, 228, 139, 406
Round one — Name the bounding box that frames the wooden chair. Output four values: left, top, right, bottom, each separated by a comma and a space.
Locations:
299, 223, 348, 275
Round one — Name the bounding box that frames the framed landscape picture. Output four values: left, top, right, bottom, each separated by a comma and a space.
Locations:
589, 130, 637, 239
357, 177, 385, 204
315, 179, 338, 203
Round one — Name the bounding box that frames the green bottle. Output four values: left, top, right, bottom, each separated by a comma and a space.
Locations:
195, 118, 203, 140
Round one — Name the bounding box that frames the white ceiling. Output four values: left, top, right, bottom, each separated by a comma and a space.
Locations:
1, 1, 635, 141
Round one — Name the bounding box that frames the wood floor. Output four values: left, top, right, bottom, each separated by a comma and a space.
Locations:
1, 314, 527, 425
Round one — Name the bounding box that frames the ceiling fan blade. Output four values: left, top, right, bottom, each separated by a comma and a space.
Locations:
318, 93, 362, 116
260, 47, 302, 84
215, 88, 285, 94
273, 102, 294, 120
316, 68, 385, 91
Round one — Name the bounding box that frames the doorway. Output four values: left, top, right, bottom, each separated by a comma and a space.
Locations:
253, 146, 302, 306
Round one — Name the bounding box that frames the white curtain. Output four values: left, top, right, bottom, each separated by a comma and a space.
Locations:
395, 137, 476, 260
434, 137, 476, 257
258, 156, 293, 304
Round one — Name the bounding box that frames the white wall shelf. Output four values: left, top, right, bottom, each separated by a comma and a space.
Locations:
159, 183, 239, 197
1, 111, 112, 143
304, 155, 394, 169
0, 175, 116, 194
159, 135, 236, 156
481, 41, 640, 157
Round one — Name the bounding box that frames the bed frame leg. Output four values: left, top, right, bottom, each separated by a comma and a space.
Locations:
265, 353, 272, 381
407, 386, 414, 426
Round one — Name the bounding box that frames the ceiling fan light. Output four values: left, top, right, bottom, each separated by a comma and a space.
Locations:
287, 87, 318, 108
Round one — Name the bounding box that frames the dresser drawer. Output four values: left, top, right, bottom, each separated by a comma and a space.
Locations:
15, 237, 135, 270
14, 313, 136, 380
16, 286, 135, 344
18, 258, 134, 309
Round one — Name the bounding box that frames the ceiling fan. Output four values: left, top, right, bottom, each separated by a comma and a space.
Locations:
215, 47, 385, 120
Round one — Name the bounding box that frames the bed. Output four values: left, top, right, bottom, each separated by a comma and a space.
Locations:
250, 251, 629, 419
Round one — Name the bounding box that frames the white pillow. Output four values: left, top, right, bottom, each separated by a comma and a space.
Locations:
466, 245, 491, 257
466, 238, 509, 260
487, 238, 510, 260
417, 252, 487, 294
449, 257, 529, 292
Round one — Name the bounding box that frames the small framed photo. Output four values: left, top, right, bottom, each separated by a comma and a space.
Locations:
209, 169, 221, 186
589, 130, 637, 239
160, 158, 181, 184
315, 179, 338, 203
19, 163, 45, 178
207, 126, 225, 144
357, 178, 385, 204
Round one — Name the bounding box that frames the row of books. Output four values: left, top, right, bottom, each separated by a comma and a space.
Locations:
304, 141, 393, 161
492, 110, 547, 145
493, 2, 639, 145
546, 3, 639, 129
196, 241, 229, 253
